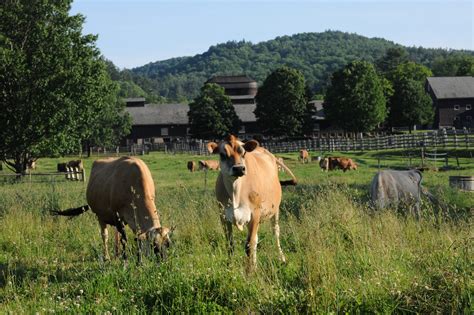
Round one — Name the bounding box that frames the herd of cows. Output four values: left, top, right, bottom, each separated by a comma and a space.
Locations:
52, 135, 434, 271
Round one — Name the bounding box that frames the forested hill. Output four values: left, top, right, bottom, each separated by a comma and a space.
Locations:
129, 31, 473, 102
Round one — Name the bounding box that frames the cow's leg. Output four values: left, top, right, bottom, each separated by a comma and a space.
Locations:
99, 221, 110, 261
116, 221, 128, 260
220, 211, 234, 256
245, 217, 260, 273
272, 212, 286, 263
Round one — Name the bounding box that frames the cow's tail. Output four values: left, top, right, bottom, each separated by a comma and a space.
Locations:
276, 159, 297, 186
51, 205, 90, 217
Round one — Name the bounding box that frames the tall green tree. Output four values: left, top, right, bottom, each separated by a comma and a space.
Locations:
0, 0, 130, 173
389, 78, 433, 132
255, 66, 309, 137
188, 83, 240, 139
324, 61, 387, 132
387, 62, 433, 132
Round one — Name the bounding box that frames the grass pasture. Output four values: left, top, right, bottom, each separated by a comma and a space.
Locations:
0, 150, 473, 313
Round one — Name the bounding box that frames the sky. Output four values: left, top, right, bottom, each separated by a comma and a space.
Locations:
71, 0, 474, 69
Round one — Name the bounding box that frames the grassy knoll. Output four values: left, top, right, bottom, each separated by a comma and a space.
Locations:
0, 150, 472, 313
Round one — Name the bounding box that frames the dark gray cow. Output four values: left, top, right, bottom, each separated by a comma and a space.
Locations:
370, 170, 423, 216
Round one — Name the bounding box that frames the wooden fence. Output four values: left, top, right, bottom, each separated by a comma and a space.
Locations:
83, 128, 473, 157
0, 168, 86, 184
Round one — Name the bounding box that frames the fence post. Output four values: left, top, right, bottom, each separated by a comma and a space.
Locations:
453, 128, 458, 149
464, 127, 469, 149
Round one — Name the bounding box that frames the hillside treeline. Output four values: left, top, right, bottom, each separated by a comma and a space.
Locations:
111, 31, 474, 102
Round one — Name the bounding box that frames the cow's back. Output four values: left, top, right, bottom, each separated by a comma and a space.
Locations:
87, 157, 158, 228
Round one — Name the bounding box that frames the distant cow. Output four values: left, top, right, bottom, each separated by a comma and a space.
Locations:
208, 135, 297, 272
336, 158, 358, 172
299, 149, 309, 164
52, 157, 173, 261
187, 161, 196, 172
370, 169, 423, 216
319, 157, 339, 171
199, 160, 220, 171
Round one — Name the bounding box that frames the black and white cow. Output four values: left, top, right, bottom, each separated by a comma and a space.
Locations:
370, 170, 424, 216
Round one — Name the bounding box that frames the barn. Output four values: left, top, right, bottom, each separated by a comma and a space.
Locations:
426, 76, 474, 129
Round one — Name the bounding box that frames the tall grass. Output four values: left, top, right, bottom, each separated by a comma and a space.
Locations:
0, 151, 472, 313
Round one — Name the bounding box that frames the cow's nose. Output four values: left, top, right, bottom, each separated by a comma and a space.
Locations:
232, 165, 246, 177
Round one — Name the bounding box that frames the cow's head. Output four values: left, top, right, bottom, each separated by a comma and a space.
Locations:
207, 135, 259, 178
149, 226, 175, 261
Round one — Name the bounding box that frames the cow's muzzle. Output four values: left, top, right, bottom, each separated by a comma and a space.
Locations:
232, 165, 246, 177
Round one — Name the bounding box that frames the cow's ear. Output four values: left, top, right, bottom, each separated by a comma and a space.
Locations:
207, 142, 219, 154
243, 140, 259, 152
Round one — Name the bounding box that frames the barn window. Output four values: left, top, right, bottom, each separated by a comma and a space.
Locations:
161, 127, 169, 136
186, 128, 191, 135
466, 104, 472, 110
239, 125, 246, 134
454, 105, 460, 110
466, 116, 472, 121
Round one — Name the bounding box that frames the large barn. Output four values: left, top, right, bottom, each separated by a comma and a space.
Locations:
426, 76, 474, 129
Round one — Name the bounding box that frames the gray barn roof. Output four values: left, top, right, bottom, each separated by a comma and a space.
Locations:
427, 76, 474, 99
126, 104, 190, 125
126, 103, 257, 125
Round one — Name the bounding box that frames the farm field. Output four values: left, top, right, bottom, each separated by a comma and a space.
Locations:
0, 150, 473, 313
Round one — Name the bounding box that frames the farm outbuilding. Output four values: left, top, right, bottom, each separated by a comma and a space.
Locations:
426, 76, 474, 129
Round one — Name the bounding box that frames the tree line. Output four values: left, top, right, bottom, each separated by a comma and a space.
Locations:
128, 31, 473, 102
188, 47, 473, 139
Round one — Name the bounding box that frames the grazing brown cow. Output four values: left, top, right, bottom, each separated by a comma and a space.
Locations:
187, 161, 196, 172
336, 158, 358, 172
207, 135, 297, 271
319, 157, 339, 171
198, 160, 220, 171
52, 157, 173, 261
299, 149, 309, 164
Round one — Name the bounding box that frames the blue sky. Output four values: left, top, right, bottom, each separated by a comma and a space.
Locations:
71, 0, 473, 69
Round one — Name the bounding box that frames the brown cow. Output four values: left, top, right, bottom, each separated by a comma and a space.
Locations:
207, 135, 297, 272
319, 157, 339, 171
299, 149, 309, 164
336, 158, 358, 172
198, 160, 220, 171
52, 157, 173, 261
187, 161, 196, 172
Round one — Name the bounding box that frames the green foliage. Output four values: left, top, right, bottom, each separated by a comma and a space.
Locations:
432, 54, 474, 76
387, 62, 434, 131
129, 31, 473, 101
255, 67, 309, 137
375, 47, 409, 74
0, 0, 130, 172
324, 61, 387, 132
188, 83, 240, 139
389, 78, 434, 130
